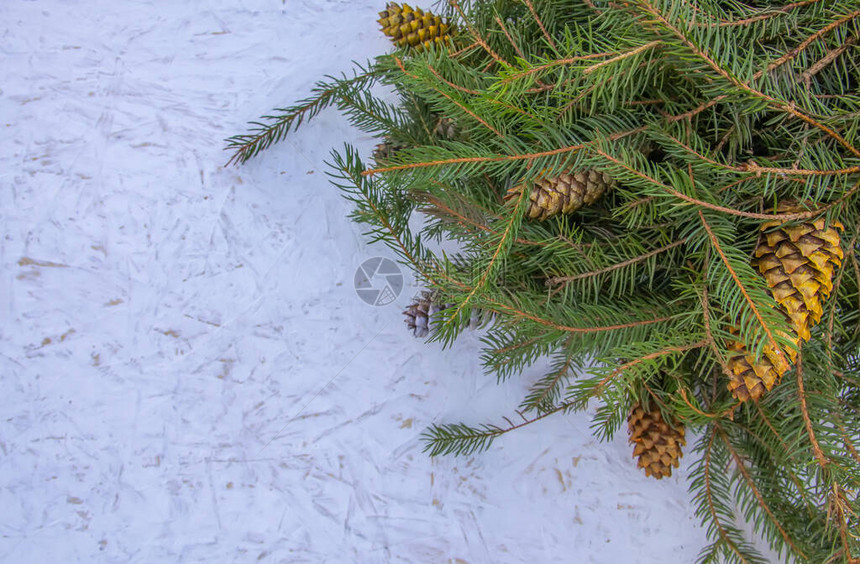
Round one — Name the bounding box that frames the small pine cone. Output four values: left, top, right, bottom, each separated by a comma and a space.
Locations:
725, 329, 798, 402
403, 290, 491, 338
434, 117, 457, 140
377, 2, 451, 50
372, 139, 406, 163
403, 291, 448, 338
506, 169, 613, 220
753, 213, 844, 341
628, 402, 686, 479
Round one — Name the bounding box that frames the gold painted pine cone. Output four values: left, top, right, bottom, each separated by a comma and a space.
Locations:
726, 211, 843, 402
377, 2, 451, 50
628, 402, 686, 479
506, 169, 613, 220
726, 329, 798, 402
752, 215, 844, 341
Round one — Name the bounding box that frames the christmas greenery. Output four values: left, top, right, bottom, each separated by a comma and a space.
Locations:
227, 1, 860, 561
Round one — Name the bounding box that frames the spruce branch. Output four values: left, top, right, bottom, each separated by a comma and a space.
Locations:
521, 0, 557, 51
801, 36, 859, 88
594, 147, 843, 221
717, 423, 808, 561
692, 0, 822, 28
692, 426, 769, 564
752, 10, 860, 81
362, 126, 644, 177
587, 341, 708, 400
448, 0, 509, 68
225, 66, 381, 165
422, 403, 573, 457
392, 56, 505, 138
546, 238, 687, 294
699, 210, 788, 362
519, 337, 576, 414
452, 181, 527, 315
796, 353, 831, 470
637, 0, 860, 160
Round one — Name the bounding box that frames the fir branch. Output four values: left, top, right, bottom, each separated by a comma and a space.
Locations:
678, 388, 737, 420
698, 210, 787, 364
225, 67, 380, 165
752, 10, 860, 81
583, 40, 661, 75
521, 0, 557, 50
717, 423, 808, 560
694, 426, 762, 564
362, 126, 645, 177
426, 64, 481, 96
327, 145, 466, 293
449, 0, 509, 67
487, 299, 674, 335
594, 147, 838, 221
546, 238, 687, 291
421, 422, 506, 456
498, 52, 619, 84
801, 36, 859, 87
661, 132, 860, 177
692, 0, 822, 28
590, 341, 708, 398
453, 183, 526, 315
666, 96, 727, 123
493, 14, 527, 61
698, 257, 739, 391
796, 353, 830, 469
638, 1, 860, 160
826, 484, 857, 563
519, 337, 576, 414
450, 40, 482, 59
422, 403, 572, 457
393, 56, 505, 138
751, 403, 819, 517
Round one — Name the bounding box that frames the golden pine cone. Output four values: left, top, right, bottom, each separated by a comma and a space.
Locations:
506, 169, 613, 220
725, 329, 798, 402
628, 402, 686, 479
724, 209, 842, 402
377, 2, 451, 50
753, 215, 844, 341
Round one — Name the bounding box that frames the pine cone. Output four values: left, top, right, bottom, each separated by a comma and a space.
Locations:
403, 290, 491, 338
725, 329, 798, 402
725, 209, 842, 402
753, 214, 844, 341
628, 402, 686, 479
506, 169, 613, 220
434, 116, 457, 139
378, 2, 451, 50
372, 138, 406, 163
